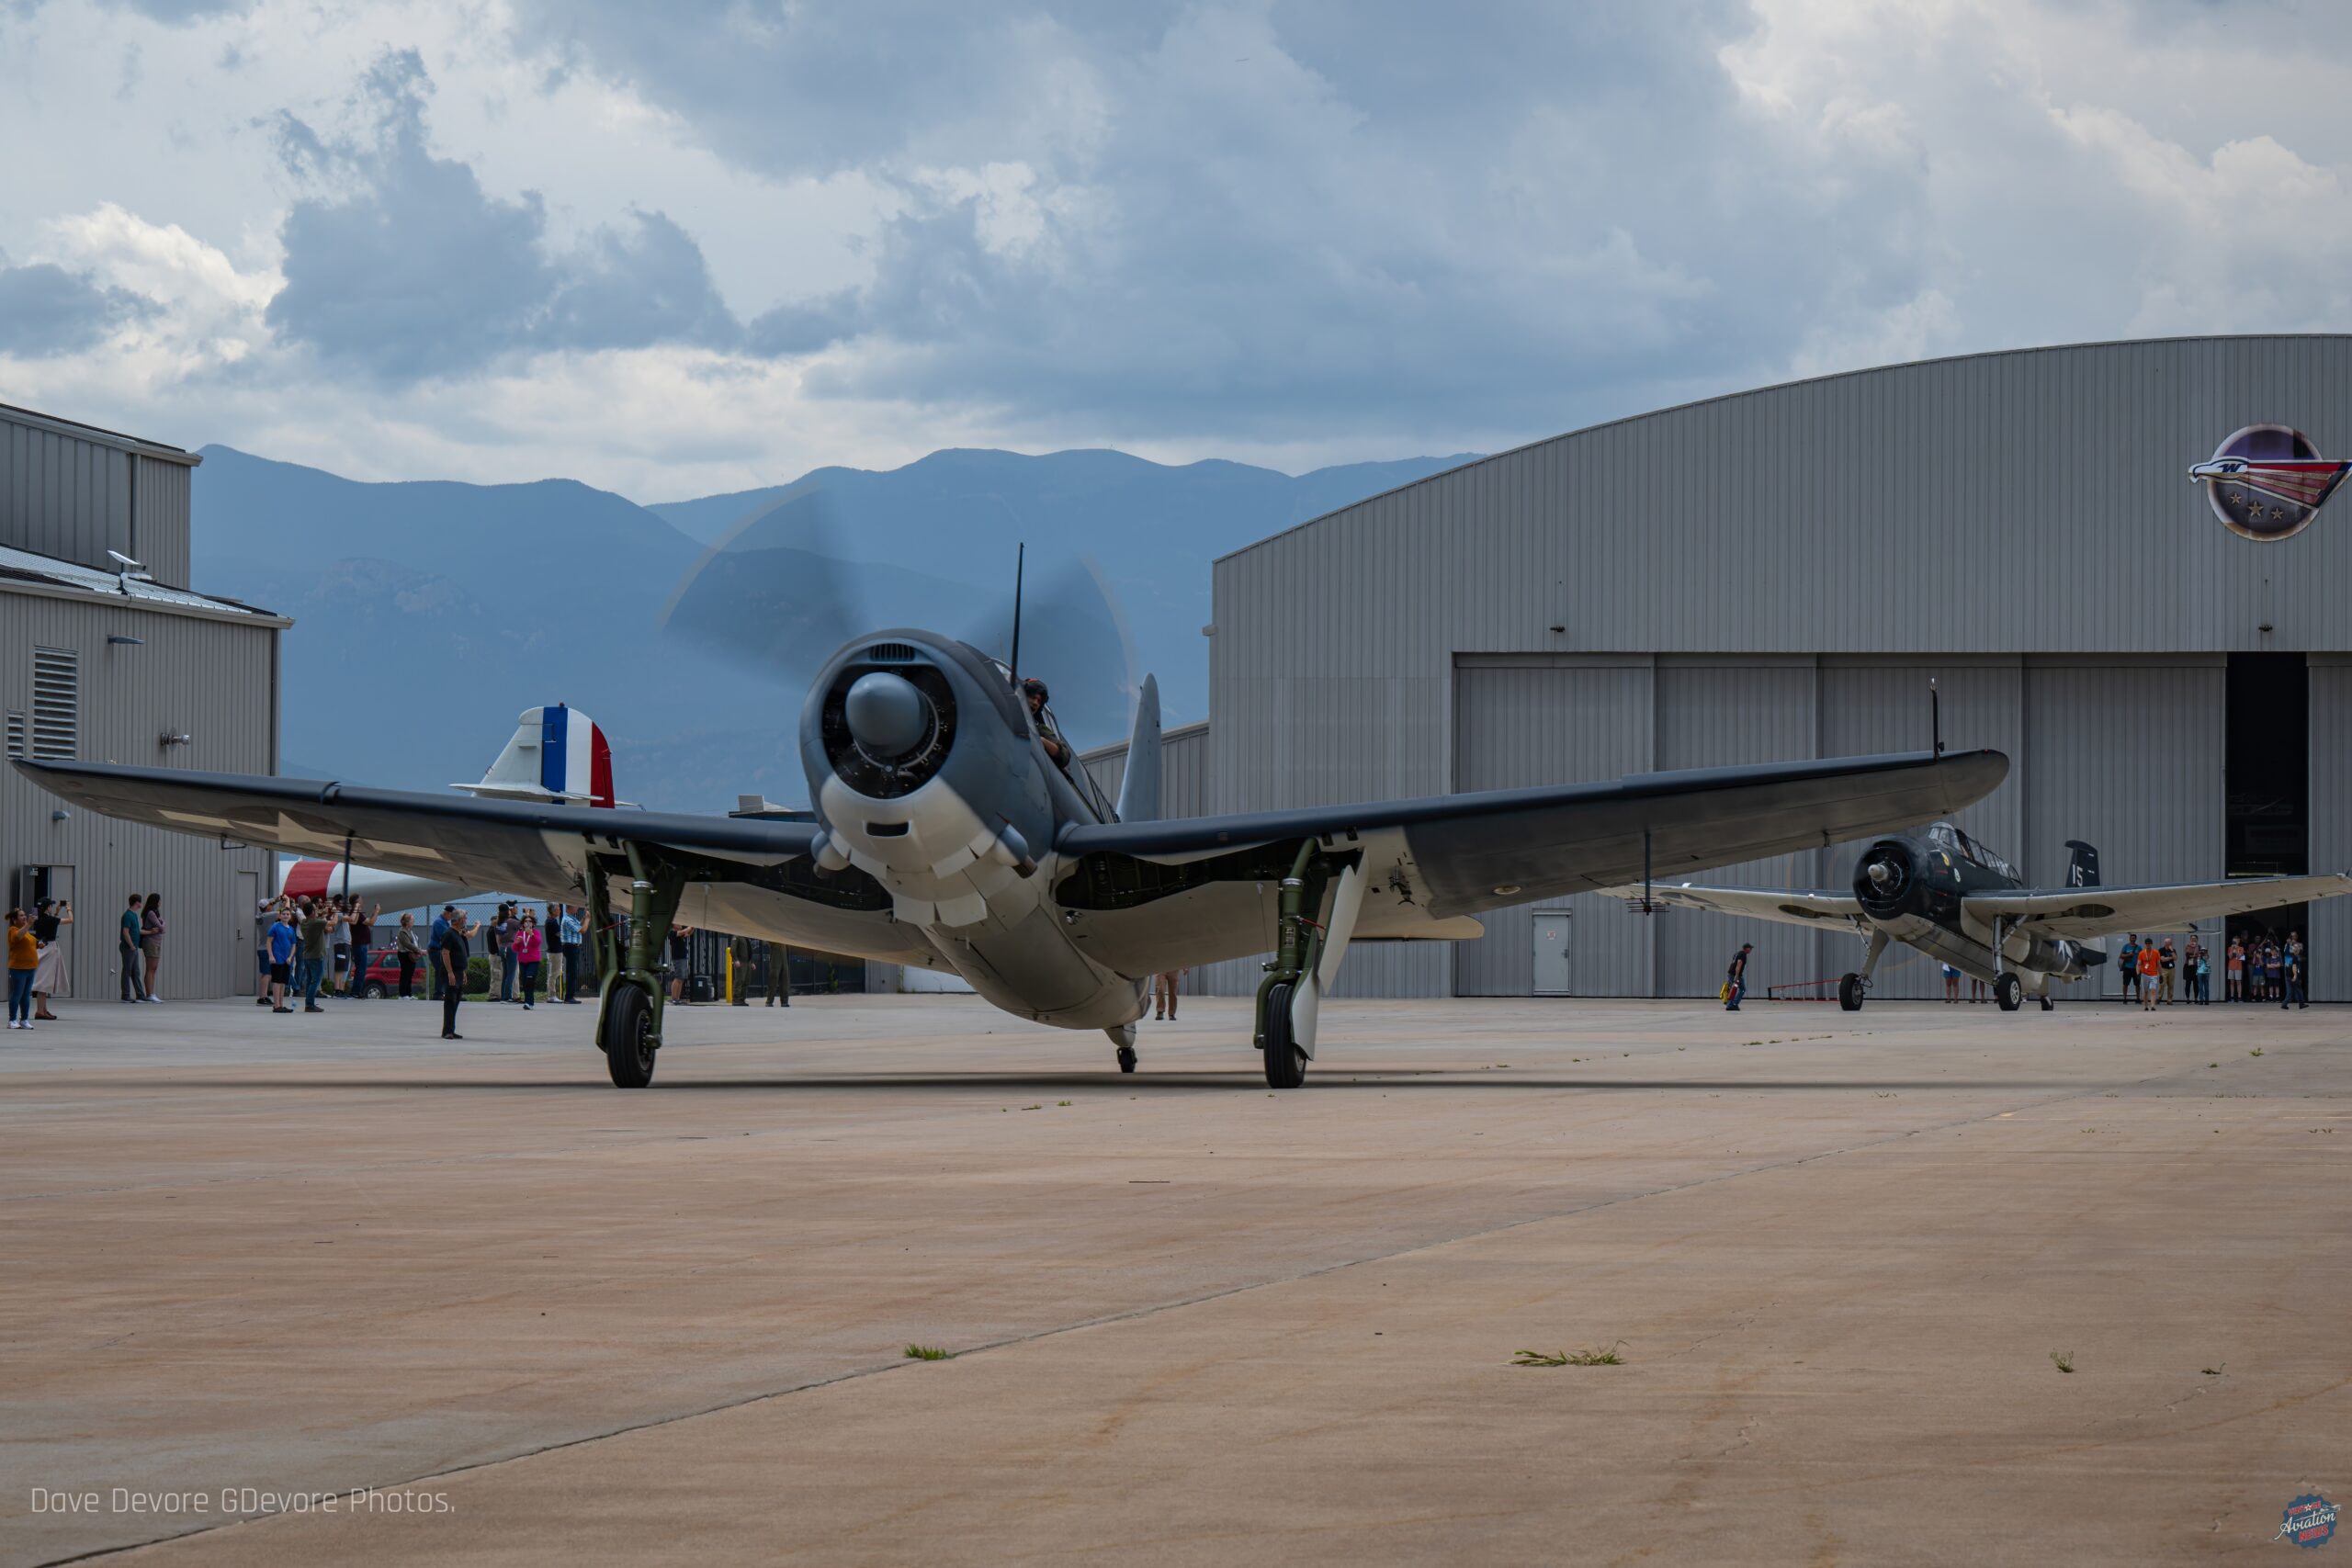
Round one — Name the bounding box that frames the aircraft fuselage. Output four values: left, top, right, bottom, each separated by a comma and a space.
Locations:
1851, 822, 2092, 994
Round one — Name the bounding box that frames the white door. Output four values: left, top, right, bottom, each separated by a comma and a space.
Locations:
1532, 908, 1572, 996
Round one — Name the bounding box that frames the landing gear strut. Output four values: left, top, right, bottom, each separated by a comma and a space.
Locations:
1108, 1021, 1138, 1075
1255, 840, 1329, 1090
588, 843, 684, 1089
1838, 927, 1891, 1012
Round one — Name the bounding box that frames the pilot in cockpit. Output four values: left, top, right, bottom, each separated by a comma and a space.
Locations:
1020, 677, 1070, 769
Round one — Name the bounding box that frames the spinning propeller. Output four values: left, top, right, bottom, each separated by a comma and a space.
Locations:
656, 484, 1141, 748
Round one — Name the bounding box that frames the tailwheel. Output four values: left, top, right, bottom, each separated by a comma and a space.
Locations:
1117, 1044, 1137, 1074
602, 982, 658, 1089
1261, 980, 1306, 1089
1995, 972, 2022, 1012
2039, 995, 2055, 1012
1838, 972, 1865, 1012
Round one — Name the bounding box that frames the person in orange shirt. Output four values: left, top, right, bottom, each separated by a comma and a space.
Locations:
6, 908, 40, 1030
2136, 941, 2161, 1011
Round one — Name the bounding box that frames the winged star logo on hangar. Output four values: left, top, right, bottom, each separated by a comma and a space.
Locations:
2188, 423, 2351, 542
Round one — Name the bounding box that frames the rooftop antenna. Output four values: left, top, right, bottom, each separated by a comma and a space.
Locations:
106, 548, 149, 594
1930, 677, 1943, 758
1007, 541, 1026, 681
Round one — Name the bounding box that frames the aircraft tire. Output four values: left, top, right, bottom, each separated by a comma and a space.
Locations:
603, 983, 658, 1089
1117, 1044, 1137, 1074
1261, 982, 1307, 1089
1838, 973, 1864, 1012
1995, 973, 2022, 1012
2039, 995, 2054, 1012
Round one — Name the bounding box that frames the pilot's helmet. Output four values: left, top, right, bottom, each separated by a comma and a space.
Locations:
1020, 677, 1049, 703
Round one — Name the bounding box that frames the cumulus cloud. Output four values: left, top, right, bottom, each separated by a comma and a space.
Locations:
0, 254, 153, 355
2, 0, 2349, 494
266, 49, 737, 379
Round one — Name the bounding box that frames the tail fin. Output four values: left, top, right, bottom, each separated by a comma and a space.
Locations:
1114, 674, 1160, 824
2064, 840, 2100, 888
455, 705, 623, 807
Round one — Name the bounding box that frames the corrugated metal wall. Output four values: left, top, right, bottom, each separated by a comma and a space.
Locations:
1200, 337, 2352, 1000
133, 455, 192, 588
1, 420, 131, 567
2306, 657, 2352, 1002
1216, 335, 2352, 665
0, 592, 278, 998
1812, 658, 2026, 998
2021, 659, 2225, 998
1652, 659, 1819, 997
0, 409, 198, 583
1452, 657, 1652, 997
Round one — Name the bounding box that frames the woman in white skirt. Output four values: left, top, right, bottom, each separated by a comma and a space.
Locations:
31, 897, 71, 1020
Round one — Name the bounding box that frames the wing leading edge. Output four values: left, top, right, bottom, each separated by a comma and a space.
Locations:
13, 759, 820, 902
1963, 873, 2352, 941
1590, 881, 1865, 928
1056, 749, 2007, 920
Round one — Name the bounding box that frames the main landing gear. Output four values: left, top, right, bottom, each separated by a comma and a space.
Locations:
1261, 980, 1305, 1089
1255, 840, 1336, 1090
588, 844, 685, 1089
1838, 928, 1892, 1012
1995, 971, 2023, 1012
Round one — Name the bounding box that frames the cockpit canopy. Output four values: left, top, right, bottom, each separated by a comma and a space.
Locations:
1923, 820, 2018, 882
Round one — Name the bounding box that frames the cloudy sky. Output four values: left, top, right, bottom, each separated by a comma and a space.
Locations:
0, 0, 2346, 500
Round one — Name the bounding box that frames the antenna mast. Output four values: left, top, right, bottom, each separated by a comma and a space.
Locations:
1008, 542, 1025, 680
1930, 677, 1943, 758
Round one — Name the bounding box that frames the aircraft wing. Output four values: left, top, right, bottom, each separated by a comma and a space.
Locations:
1589, 880, 1865, 928
1053, 750, 2004, 974
13, 760, 818, 901
1962, 872, 2352, 941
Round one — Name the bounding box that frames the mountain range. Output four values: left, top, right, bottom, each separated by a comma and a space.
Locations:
191, 445, 1476, 812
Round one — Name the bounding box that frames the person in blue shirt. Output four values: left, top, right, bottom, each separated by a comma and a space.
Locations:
428, 907, 452, 1001
119, 894, 149, 1003
266, 909, 298, 1012
557, 905, 584, 1003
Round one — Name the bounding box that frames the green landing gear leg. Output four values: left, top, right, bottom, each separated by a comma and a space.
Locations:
1254, 840, 1329, 1090
592, 844, 684, 1089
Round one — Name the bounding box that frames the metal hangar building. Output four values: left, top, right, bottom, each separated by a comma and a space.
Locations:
1090, 334, 2352, 1003
0, 402, 285, 1000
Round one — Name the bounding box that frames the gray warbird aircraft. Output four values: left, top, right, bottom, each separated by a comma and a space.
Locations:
18, 628, 2005, 1088
1604, 823, 2352, 1012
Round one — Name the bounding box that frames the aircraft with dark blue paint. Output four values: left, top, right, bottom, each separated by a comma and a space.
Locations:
21, 628, 2006, 1087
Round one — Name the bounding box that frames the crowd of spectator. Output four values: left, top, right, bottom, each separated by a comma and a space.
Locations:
2116, 931, 2307, 1009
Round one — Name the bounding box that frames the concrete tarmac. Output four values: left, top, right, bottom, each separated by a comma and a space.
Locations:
3, 991, 2346, 1565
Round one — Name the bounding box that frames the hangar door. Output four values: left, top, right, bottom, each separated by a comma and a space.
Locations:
1453, 657, 1653, 998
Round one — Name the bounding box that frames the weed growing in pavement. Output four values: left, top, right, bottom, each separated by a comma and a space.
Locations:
2201, 1363, 2226, 1376
2050, 1350, 2075, 1374
904, 1345, 953, 1361
1514, 1342, 1625, 1368
2250, 1048, 2264, 1057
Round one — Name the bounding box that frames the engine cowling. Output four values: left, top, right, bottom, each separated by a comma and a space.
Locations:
1853, 840, 1917, 919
